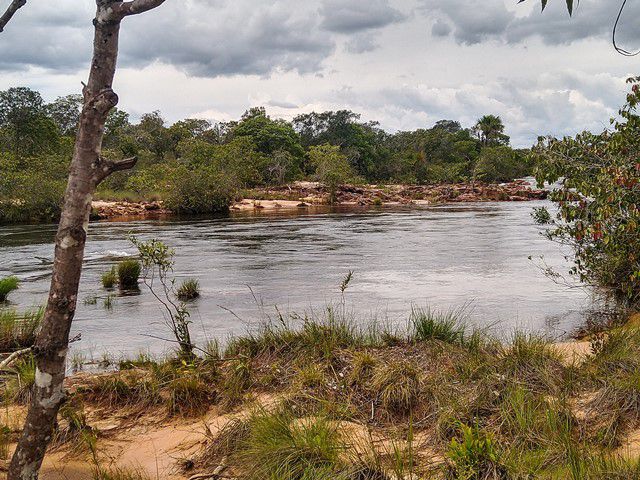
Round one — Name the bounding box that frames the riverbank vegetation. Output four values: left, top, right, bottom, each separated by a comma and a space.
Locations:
0, 87, 534, 223
534, 77, 640, 311
1, 305, 640, 478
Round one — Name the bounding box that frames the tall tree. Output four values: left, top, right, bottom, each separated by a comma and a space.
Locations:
8, 1, 167, 479
473, 114, 510, 146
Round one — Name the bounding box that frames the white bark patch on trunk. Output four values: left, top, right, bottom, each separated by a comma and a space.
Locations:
60, 235, 79, 250
34, 368, 52, 388
39, 386, 64, 410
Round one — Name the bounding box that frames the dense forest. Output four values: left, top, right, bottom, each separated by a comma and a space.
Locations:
0, 87, 533, 223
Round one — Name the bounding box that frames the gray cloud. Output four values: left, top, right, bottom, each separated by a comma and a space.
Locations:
345, 33, 379, 53
431, 19, 451, 37
320, 0, 406, 33
421, 0, 640, 47
0, 0, 336, 77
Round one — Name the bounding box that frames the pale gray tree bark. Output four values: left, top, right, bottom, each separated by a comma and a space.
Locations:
8, 1, 166, 479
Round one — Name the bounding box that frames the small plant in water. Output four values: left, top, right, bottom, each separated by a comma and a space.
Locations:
131, 236, 195, 359
103, 294, 116, 310
117, 259, 141, 289
0, 276, 19, 302
101, 267, 117, 289
177, 279, 200, 301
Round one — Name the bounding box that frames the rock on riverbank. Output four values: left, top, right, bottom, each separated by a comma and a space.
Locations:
91, 180, 547, 219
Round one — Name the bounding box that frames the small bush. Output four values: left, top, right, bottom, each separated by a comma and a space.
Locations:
447, 423, 508, 480
177, 278, 200, 301
0, 276, 19, 302
117, 259, 141, 289
164, 164, 236, 215
101, 267, 117, 289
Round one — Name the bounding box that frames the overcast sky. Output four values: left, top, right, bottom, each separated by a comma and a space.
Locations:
1, 0, 638, 146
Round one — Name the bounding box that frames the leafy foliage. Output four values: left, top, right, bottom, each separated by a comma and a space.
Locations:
533, 77, 640, 305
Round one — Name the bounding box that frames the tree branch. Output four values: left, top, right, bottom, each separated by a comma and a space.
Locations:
106, 0, 166, 21
93, 155, 138, 184
0, 0, 26, 33
0, 347, 31, 370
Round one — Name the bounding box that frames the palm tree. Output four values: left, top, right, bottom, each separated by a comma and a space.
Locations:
473, 115, 509, 146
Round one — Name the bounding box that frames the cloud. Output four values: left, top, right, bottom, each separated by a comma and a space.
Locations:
420, 0, 640, 47
345, 33, 379, 53
326, 71, 624, 146
320, 0, 407, 33
431, 19, 451, 37
0, 0, 336, 77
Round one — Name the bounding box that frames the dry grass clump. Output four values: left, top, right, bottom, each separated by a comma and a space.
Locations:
371, 360, 422, 415
581, 327, 640, 446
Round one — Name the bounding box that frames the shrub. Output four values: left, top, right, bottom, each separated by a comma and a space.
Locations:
309, 144, 353, 203
177, 278, 200, 301
164, 164, 236, 215
101, 267, 117, 289
447, 423, 508, 480
533, 78, 640, 305
117, 259, 141, 289
0, 276, 19, 302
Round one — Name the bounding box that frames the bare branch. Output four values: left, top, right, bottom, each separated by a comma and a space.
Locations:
94, 155, 138, 184
0, 0, 26, 33
0, 347, 31, 370
107, 0, 166, 21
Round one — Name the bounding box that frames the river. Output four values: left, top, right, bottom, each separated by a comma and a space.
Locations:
0, 199, 589, 360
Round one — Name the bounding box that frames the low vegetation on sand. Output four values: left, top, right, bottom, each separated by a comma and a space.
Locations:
2, 306, 640, 479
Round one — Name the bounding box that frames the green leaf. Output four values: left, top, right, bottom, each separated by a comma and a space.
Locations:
566, 0, 575, 15
542, 0, 548, 11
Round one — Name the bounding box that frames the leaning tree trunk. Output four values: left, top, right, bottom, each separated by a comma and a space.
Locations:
8, 1, 165, 478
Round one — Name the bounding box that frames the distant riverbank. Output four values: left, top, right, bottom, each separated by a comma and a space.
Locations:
91, 179, 547, 220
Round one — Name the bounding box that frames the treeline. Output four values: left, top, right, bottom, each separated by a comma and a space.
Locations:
0, 87, 533, 223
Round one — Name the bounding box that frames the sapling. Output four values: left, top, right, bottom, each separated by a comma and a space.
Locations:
130, 237, 195, 359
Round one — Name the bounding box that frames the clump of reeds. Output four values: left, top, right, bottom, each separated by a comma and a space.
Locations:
177, 278, 200, 301
117, 259, 141, 289
0, 307, 42, 351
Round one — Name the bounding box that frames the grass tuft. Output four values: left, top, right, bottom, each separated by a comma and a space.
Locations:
234, 407, 345, 480
117, 259, 141, 289
176, 278, 200, 301
101, 267, 117, 289
0, 307, 42, 351
371, 359, 422, 415
0, 276, 19, 302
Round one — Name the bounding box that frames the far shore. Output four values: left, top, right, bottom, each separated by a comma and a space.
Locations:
91, 179, 548, 220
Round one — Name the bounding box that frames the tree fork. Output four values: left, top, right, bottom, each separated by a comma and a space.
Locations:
8, 1, 165, 478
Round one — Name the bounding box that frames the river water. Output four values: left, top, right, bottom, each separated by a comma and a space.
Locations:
0, 199, 589, 359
